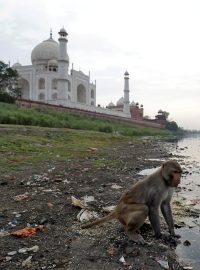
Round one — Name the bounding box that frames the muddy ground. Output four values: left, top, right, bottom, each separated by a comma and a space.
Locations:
0, 137, 185, 270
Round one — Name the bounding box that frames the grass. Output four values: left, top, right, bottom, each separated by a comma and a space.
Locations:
0, 102, 172, 173
0, 102, 171, 137
92, 158, 123, 168
0, 125, 129, 173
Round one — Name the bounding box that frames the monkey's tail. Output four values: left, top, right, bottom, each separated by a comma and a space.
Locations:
81, 211, 116, 229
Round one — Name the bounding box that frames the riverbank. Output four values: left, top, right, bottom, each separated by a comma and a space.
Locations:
0, 127, 185, 269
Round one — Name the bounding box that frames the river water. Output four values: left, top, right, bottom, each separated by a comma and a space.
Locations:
140, 135, 200, 269
172, 135, 200, 269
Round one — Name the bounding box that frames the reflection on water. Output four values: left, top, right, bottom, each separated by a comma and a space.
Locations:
176, 227, 200, 270
172, 135, 200, 268
172, 135, 200, 199
172, 135, 200, 162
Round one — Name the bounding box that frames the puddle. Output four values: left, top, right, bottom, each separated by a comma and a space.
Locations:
176, 227, 200, 270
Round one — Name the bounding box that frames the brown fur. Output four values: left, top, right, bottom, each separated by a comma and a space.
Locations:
82, 160, 182, 239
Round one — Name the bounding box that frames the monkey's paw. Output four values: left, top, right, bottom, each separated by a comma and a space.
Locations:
162, 233, 181, 246
128, 232, 146, 245
172, 233, 181, 239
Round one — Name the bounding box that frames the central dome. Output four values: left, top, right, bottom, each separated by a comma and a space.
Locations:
31, 37, 59, 64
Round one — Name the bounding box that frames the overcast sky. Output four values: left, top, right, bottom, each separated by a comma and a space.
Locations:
0, 0, 200, 130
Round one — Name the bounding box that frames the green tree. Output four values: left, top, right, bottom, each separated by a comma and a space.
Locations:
0, 61, 21, 102
165, 121, 178, 131
143, 115, 151, 120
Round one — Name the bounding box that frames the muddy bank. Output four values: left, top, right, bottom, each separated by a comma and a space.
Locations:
0, 137, 185, 270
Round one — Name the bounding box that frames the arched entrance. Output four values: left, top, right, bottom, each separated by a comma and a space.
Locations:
18, 78, 30, 99
77, 84, 86, 104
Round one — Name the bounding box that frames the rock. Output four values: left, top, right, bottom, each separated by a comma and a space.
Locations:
28, 245, 39, 252
7, 251, 17, 256
39, 217, 48, 225
22, 256, 32, 267
18, 248, 28, 254
183, 240, 191, 246
98, 187, 104, 193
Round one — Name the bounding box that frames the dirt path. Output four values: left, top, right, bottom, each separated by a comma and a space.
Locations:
0, 138, 184, 270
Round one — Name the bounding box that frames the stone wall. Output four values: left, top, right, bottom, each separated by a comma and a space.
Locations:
16, 99, 165, 129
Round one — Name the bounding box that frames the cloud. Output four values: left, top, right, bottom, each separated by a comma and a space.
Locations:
0, 0, 200, 129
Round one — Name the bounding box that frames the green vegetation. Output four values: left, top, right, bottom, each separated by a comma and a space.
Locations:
0, 126, 128, 173
0, 102, 171, 136
93, 158, 122, 168
165, 120, 179, 131
0, 61, 21, 102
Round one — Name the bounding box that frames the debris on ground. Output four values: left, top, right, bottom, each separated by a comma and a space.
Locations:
0, 136, 189, 269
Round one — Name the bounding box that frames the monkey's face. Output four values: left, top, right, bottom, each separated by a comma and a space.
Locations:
170, 169, 182, 187
162, 161, 182, 187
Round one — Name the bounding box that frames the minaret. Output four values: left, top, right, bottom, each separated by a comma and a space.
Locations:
57, 27, 69, 101
123, 71, 130, 115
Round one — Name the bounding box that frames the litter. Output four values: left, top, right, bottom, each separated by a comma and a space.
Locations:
14, 192, 28, 201
71, 196, 87, 209
185, 199, 200, 206
8, 219, 18, 227
11, 226, 46, 237
111, 184, 122, 189
156, 258, 169, 269
0, 230, 10, 237
119, 256, 126, 265
77, 209, 98, 222
22, 256, 32, 267
83, 195, 95, 203
18, 245, 39, 253
7, 251, 17, 256
11, 227, 38, 237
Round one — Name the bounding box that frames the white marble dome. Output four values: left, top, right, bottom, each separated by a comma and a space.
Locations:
108, 102, 115, 107
116, 97, 124, 106
31, 37, 59, 64
48, 59, 58, 67
12, 62, 22, 68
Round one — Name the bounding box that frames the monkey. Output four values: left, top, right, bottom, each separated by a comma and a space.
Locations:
82, 160, 182, 242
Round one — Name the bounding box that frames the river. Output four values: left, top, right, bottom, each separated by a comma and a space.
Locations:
171, 135, 200, 270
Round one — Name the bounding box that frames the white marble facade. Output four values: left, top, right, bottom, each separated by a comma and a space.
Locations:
12, 28, 96, 107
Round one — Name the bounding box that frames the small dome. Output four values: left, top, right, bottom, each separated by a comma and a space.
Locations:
108, 102, 115, 107
58, 27, 68, 37
12, 62, 22, 68
48, 59, 58, 67
130, 100, 136, 106
31, 37, 59, 64
116, 97, 124, 106
59, 27, 67, 33
124, 71, 129, 76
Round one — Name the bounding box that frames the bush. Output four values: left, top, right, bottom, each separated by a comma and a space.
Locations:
98, 125, 113, 133
0, 92, 15, 103
165, 121, 178, 131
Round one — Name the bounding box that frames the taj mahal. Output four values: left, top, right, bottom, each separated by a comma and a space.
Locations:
12, 27, 144, 121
